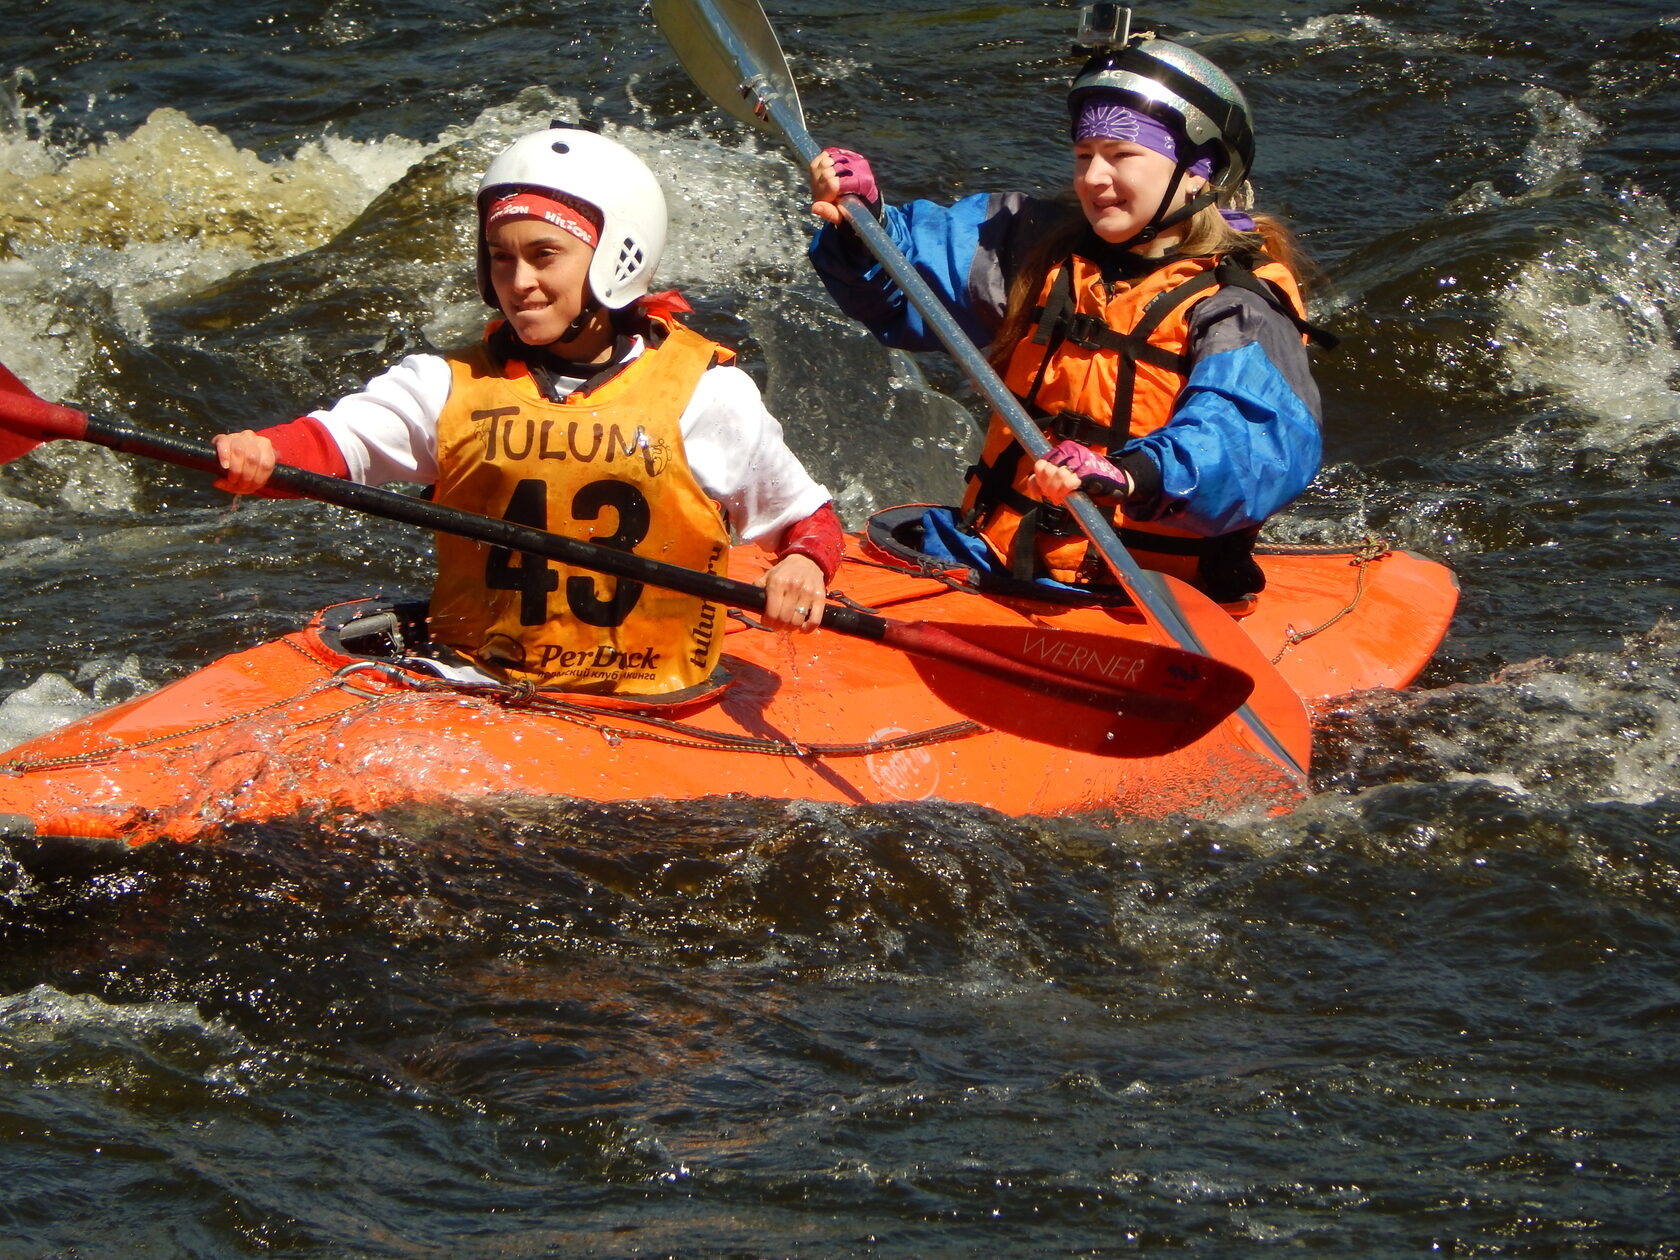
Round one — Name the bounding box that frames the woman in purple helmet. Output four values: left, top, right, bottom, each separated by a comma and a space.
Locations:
808, 33, 1328, 603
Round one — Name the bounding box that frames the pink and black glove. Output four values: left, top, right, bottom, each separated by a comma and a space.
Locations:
1045, 439, 1131, 501
823, 146, 881, 218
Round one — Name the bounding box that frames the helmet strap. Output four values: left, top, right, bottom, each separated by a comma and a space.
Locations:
1120, 160, 1214, 251
560, 296, 602, 343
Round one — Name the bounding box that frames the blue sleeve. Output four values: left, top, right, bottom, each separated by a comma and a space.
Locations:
807, 193, 993, 350
808, 191, 1061, 353
1121, 290, 1323, 536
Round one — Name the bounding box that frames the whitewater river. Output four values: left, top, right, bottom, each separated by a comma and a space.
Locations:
2, 1, 1677, 1254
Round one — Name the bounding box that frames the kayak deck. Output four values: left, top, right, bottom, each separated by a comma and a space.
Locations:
0, 533, 1456, 847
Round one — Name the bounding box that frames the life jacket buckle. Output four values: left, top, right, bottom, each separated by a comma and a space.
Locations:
1063, 312, 1109, 350
1042, 410, 1107, 445
1036, 502, 1077, 535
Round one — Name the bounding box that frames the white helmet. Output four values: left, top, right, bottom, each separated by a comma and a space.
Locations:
475, 124, 667, 310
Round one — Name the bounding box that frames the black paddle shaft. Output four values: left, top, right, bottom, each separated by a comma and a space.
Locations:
89, 415, 1226, 712
85, 413, 893, 637
0, 391, 1252, 723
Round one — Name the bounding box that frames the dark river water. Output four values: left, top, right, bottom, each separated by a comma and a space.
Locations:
3, 1, 1679, 1255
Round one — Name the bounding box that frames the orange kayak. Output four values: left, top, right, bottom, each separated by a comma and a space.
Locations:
0, 517, 1456, 848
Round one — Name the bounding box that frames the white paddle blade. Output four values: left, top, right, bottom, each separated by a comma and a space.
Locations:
652, 0, 805, 137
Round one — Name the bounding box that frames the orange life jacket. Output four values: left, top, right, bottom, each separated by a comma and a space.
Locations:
962, 250, 1309, 588
429, 319, 733, 694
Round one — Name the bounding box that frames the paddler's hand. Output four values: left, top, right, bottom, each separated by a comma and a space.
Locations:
808, 146, 880, 226
1033, 440, 1132, 507
758, 552, 826, 633
1033, 458, 1081, 506
213, 429, 278, 495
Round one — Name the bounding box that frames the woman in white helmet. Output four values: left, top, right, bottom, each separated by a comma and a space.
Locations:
214, 124, 840, 697
807, 31, 1328, 604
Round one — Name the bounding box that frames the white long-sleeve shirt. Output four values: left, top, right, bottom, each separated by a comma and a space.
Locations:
308, 337, 830, 546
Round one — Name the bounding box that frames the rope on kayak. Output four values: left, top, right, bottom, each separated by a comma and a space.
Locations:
842, 552, 977, 594
0, 639, 377, 776
1252, 532, 1398, 558
1, 642, 983, 779
332, 660, 985, 759
518, 698, 982, 758
1267, 535, 1392, 664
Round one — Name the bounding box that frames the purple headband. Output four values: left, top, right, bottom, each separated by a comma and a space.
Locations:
1073, 95, 1214, 179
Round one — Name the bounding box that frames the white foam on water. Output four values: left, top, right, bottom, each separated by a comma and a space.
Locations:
1441, 89, 1680, 450
0, 984, 269, 1099
0, 69, 55, 177
0, 655, 149, 752
1, 110, 396, 355
1493, 188, 1679, 449
0, 984, 221, 1040
1291, 12, 1467, 51
0, 672, 102, 750
1328, 623, 1680, 810
0, 437, 143, 515
1498, 651, 1680, 807
645, 129, 811, 294
0, 86, 511, 392
0, 100, 421, 433
1513, 85, 1605, 192
1, 79, 813, 389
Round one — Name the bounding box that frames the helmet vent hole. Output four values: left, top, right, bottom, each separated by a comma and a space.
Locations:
551, 142, 570, 155
614, 240, 644, 283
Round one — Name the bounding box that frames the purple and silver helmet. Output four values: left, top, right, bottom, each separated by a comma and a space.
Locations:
1067, 38, 1254, 192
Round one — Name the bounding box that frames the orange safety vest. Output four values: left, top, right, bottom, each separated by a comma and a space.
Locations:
962, 250, 1308, 587
429, 320, 733, 694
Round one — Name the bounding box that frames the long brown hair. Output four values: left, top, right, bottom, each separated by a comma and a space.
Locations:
987, 196, 1314, 373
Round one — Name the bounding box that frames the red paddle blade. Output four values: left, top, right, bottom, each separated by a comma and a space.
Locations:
0, 361, 87, 463
893, 620, 1254, 758
0, 363, 48, 462
0, 425, 42, 463
1153, 573, 1314, 775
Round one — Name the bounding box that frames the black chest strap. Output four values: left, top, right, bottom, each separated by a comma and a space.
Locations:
969, 258, 1221, 529
966, 253, 1335, 551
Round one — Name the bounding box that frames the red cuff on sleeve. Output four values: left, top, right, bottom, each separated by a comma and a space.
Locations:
253, 416, 350, 497
776, 501, 845, 584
